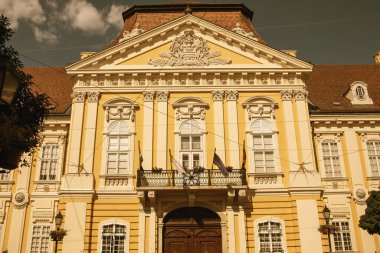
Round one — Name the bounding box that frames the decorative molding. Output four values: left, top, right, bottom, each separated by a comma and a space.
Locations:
119, 23, 145, 43
225, 90, 238, 101
294, 90, 308, 101
143, 91, 155, 102
156, 91, 169, 102
315, 132, 343, 143
104, 105, 137, 122
13, 192, 28, 209
148, 29, 232, 67
243, 97, 278, 120
71, 91, 86, 103
212, 90, 224, 101
176, 105, 206, 121
87, 91, 100, 103
232, 23, 258, 41
280, 90, 293, 101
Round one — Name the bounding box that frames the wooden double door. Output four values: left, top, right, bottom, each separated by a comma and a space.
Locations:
164, 225, 221, 253
163, 207, 222, 253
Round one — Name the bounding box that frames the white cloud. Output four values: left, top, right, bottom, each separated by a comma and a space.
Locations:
33, 27, 58, 44
107, 4, 128, 29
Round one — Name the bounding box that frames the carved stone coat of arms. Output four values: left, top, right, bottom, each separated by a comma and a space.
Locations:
149, 30, 232, 67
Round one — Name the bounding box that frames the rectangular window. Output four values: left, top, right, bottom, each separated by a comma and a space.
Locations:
180, 135, 202, 170
332, 221, 353, 251
322, 142, 342, 177
258, 221, 283, 253
253, 135, 275, 173
102, 224, 126, 253
40, 145, 59, 180
30, 225, 51, 253
367, 141, 380, 176
107, 136, 129, 174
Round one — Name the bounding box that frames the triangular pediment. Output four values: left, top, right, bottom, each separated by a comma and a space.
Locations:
66, 15, 312, 73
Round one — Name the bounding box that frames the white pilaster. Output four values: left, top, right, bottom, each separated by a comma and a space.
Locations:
226, 90, 239, 168
149, 208, 156, 253
294, 90, 314, 171
62, 202, 87, 253
212, 90, 226, 162
83, 91, 100, 173
227, 207, 236, 253
281, 90, 299, 169
156, 91, 168, 169
238, 207, 247, 253
67, 91, 86, 173
296, 200, 323, 253
143, 91, 155, 169
138, 205, 146, 253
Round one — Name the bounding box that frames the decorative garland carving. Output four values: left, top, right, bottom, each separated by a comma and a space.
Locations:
176, 105, 206, 121
247, 104, 276, 119
149, 30, 232, 67
71, 91, 86, 103
212, 90, 224, 101
104, 105, 137, 122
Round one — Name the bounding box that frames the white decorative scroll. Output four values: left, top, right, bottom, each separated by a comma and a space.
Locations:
232, 23, 258, 41
104, 105, 137, 122
71, 91, 86, 103
149, 29, 232, 67
119, 23, 145, 43
176, 105, 206, 121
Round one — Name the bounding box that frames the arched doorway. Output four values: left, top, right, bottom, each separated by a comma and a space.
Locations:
163, 207, 222, 253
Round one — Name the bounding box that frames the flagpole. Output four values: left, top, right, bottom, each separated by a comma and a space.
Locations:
169, 149, 173, 171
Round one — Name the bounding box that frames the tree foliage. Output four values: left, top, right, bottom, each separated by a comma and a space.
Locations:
359, 190, 380, 235
0, 15, 50, 154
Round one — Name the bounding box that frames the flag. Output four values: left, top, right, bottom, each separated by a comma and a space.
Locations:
170, 154, 186, 174
241, 140, 246, 170
213, 151, 229, 177
138, 141, 143, 170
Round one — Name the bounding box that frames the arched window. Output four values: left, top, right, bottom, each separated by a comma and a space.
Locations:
179, 120, 202, 170
251, 119, 275, 173
106, 121, 130, 175
254, 217, 287, 253
321, 140, 342, 177
99, 221, 130, 253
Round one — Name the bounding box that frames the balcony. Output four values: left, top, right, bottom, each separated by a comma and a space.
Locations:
137, 169, 247, 190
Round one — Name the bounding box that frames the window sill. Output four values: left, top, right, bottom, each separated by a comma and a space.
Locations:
33, 180, 61, 192
99, 174, 134, 192
248, 172, 284, 188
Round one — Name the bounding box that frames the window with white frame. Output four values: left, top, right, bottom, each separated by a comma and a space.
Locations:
180, 120, 202, 170
106, 121, 130, 175
366, 140, 380, 176
40, 144, 59, 180
101, 223, 126, 253
257, 221, 284, 253
30, 224, 51, 253
332, 221, 353, 251
252, 119, 275, 173
321, 141, 342, 177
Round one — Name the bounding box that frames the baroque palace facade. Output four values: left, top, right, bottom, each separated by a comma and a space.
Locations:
1, 2, 380, 253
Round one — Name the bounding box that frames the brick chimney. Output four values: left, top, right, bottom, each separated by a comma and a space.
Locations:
374, 51, 380, 64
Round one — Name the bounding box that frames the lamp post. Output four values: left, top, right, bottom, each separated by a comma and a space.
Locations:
322, 206, 333, 253
0, 56, 21, 106
50, 211, 66, 253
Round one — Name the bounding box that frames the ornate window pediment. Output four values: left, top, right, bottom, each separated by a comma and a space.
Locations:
148, 29, 232, 67
103, 98, 139, 122
243, 97, 278, 120
344, 81, 373, 105
173, 97, 209, 121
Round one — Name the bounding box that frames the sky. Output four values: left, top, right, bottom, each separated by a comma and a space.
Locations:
1, 0, 379, 67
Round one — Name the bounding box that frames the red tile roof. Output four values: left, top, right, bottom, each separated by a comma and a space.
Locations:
307, 65, 380, 113
24, 67, 74, 114
107, 2, 265, 48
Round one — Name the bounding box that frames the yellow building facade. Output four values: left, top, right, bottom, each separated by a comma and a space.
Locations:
0, 3, 379, 253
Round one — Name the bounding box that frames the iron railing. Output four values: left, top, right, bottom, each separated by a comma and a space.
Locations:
137, 169, 247, 188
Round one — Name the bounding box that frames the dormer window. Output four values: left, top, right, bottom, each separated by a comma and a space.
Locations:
344, 81, 373, 105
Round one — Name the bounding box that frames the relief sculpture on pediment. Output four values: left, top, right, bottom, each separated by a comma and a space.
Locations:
149, 29, 232, 67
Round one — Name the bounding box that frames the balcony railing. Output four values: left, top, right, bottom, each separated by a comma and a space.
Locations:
137, 169, 247, 188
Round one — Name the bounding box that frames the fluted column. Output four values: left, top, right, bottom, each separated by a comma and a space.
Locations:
225, 90, 239, 168
212, 90, 226, 162
143, 91, 155, 170
156, 91, 168, 169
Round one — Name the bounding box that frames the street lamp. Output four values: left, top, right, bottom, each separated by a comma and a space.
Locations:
322, 205, 332, 253
0, 56, 21, 105
50, 211, 66, 253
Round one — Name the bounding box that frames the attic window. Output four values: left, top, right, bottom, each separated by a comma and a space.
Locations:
345, 81, 373, 105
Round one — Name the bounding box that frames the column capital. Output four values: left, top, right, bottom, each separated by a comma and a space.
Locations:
87, 91, 100, 103
156, 91, 169, 102
294, 90, 308, 101
143, 91, 155, 102
71, 91, 86, 103
280, 90, 293, 101
212, 90, 224, 101
225, 90, 238, 101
